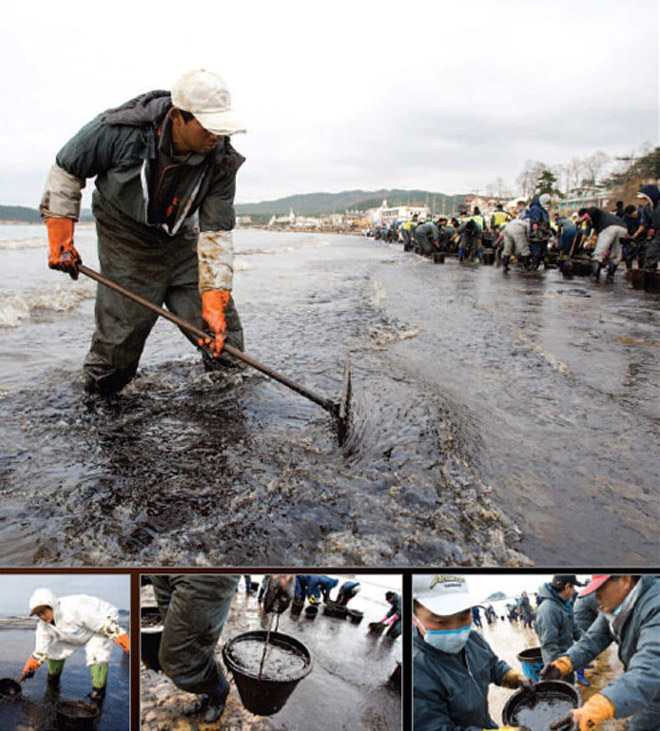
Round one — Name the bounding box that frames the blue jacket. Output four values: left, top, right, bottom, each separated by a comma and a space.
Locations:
534, 583, 580, 664
566, 576, 660, 730
522, 196, 550, 226
316, 576, 339, 599
414, 629, 511, 731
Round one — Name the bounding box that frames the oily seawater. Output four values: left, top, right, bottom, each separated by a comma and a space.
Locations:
229, 639, 308, 682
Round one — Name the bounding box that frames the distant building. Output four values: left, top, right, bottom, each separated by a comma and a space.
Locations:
368, 199, 429, 225
557, 190, 612, 213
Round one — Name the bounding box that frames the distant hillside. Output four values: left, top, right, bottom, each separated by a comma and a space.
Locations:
485, 591, 507, 602
0, 205, 95, 223
236, 189, 466, 216
0, 205, 42, 223
2, 188, 467, 223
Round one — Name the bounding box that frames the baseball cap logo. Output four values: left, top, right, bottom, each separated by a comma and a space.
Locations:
429, 575, 465, 589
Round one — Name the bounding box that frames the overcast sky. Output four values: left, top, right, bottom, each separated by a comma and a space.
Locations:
1, 0, 658, 208
0, 574, 130, 615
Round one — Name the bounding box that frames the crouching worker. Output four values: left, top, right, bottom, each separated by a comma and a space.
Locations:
414, 575, 533, 731
21, 588, 129, 702
150, 575, 238, 725
542, 574, 660, 731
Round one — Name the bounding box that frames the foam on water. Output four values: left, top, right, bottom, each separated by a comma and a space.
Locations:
0, 280, 96, 327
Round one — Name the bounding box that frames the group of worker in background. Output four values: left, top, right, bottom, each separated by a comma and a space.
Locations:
371, 182, 660, 283
413, 573, 660, 731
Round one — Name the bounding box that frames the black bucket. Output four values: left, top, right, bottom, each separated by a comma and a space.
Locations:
222, 631, 312, 716
502, 680, 579, 731
368, 621, 386, 635
631, 269, 645, 289
0, 678, 22, 699
323, 602, 347, 619
290, 599, 304, 616
55, 699, 100, 730
141, 606, 163, 672
516, 646, 544, 681
347, 608, 364, 624
304, 605, 318, 619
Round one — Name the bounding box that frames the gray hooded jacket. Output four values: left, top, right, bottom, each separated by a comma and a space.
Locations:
534, 583, 580, 665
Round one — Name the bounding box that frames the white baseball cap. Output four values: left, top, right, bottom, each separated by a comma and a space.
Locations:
171, 69, 246, 136
413, 575, 479, 616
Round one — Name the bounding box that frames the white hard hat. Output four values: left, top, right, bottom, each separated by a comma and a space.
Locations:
413, 575, 479, 616
172, 69, 246, 136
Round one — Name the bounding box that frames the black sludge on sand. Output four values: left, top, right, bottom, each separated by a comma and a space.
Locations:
1, 231, 658, 567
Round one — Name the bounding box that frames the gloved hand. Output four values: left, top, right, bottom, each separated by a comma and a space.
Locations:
114, 633, 130, 653
46, 218, 81, 279
21, 656, 42, 679
540, 656, 573, 680
501, 668, 535, 690
549, 694, 615, 731
200, 290, 230, 356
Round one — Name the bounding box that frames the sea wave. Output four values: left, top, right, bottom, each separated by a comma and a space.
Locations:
0, 281, 96, 328
0, 237, 46, 251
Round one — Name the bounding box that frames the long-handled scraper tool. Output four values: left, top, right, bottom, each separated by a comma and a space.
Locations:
77, 264, 352, 443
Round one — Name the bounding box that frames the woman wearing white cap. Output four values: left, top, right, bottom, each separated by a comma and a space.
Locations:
541, 574, 660, 731
20, 588, 129, 701
413, 575, 533, 731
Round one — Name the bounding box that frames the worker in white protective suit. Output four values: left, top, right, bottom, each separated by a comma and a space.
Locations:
20, 588, 130, 701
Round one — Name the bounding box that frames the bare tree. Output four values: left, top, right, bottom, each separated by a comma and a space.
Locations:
485, 176, 512, 200
582, 151, 611, 188
516, 160, 547, 199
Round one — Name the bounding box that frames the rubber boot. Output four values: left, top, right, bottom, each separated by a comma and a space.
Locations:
44, 673, 62, 703
502, 254, 510, 272
606, 263, 617, 282
591, 259, 602, 280
576, 666, 590, 686
204, 679, 230, 724
89, 686, 106, 702
183, 679, 229, 722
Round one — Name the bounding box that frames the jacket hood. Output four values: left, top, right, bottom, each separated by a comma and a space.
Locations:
102, 90, 172, 127
638, 184, 660, 206
29, 588, 58, 615
102, 90, 245, 173
537, 582, 567, 606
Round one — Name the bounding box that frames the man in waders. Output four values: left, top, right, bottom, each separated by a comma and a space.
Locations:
149, 574, 238, 724
21, 588, 129, 702
413, 575, 533, 731
542, 574, 660, 731
40, 69, 246, 396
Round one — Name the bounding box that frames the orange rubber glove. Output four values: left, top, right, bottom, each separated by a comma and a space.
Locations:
550, 693, 615, 730
46, 218, 81, 279
114, 633, 130, 654
21, 656, 42, 679
200, 290, 230, 356
540, 656, 573, 680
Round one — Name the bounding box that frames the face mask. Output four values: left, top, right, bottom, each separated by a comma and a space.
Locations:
415, 617, 471, 653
